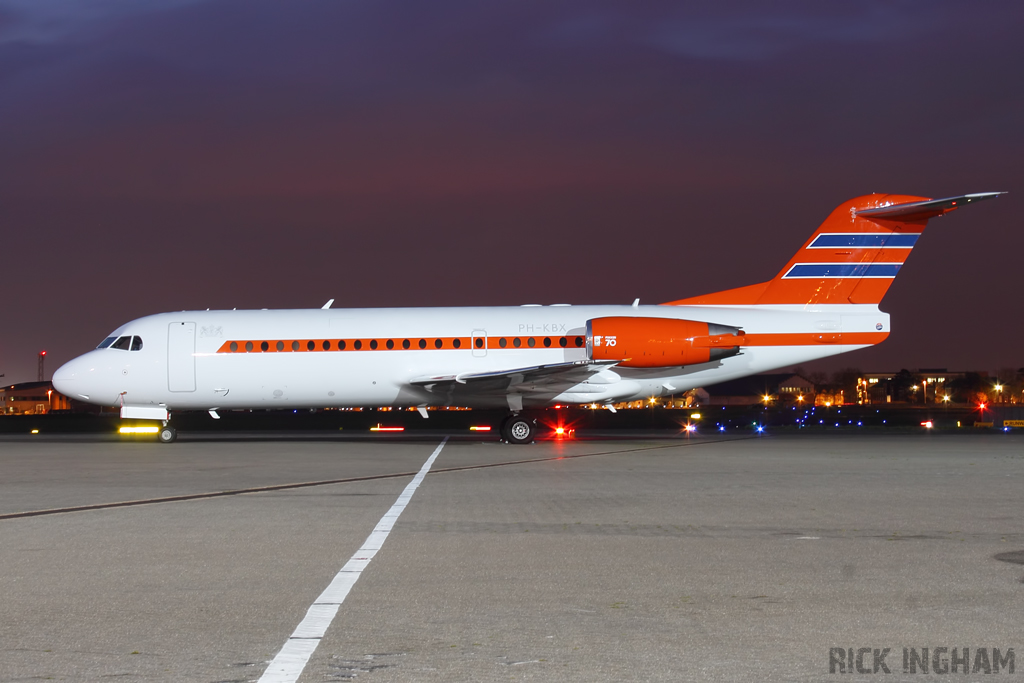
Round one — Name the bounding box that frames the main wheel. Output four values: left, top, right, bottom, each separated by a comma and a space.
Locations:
157, 425, 177, 443
504, 416, 535, 444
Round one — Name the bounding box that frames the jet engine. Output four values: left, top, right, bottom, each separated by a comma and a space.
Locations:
587, 317, 743, 368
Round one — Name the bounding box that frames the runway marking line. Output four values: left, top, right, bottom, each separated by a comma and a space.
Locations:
0, 435, 758, 521
257, 437, 448, 683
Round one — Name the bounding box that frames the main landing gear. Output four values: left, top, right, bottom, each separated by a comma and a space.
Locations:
500, 414, 536, 445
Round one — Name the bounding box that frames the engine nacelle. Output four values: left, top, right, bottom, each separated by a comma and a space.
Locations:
587, 317, 743, 368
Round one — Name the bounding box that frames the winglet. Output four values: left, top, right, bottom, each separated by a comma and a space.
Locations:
856, 192, 1004, 222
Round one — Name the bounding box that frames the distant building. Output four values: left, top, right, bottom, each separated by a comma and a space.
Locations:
701, 374, 815, 406
857, 369, 973, 404
1, 381, 69, 415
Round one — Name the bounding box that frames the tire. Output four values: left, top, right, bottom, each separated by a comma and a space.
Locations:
158, 426, 177, 443
505, 416, 534, 445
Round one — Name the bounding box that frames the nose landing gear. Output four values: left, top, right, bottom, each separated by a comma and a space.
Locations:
158, 421, 177, 443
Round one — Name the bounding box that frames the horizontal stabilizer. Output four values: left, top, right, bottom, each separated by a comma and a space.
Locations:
856, 192, 1004, 221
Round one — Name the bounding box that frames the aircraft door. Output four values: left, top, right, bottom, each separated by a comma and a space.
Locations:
472, 329, 487, 357
167, 322, 197, 392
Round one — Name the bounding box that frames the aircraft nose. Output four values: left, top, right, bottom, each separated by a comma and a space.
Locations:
53, 356, 92, 401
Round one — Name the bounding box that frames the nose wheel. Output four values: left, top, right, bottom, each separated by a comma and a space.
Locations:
158, 425, 177, 443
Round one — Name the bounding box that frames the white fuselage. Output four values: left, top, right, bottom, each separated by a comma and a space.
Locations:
52, 303, 888, 412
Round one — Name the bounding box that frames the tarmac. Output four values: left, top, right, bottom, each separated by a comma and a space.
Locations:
1, 431, 1022, 682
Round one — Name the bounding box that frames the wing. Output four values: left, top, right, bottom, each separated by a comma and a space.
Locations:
410, 359, 618, 391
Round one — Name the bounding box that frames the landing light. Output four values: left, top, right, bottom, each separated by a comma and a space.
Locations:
119, 426, 159, 434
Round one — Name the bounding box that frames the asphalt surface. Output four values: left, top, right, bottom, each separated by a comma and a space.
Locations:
1, 432, 1022, 682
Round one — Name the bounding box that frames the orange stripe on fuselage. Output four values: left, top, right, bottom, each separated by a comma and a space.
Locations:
739, 332, 888, 346
215, 335, 587, 354
213, 331, 885, 355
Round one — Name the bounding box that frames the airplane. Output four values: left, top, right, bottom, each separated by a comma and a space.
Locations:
53, 191, 1002, 444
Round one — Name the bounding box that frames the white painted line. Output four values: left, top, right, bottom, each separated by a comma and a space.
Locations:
257, 438, 448, 683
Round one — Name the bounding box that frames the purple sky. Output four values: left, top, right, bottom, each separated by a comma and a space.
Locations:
1, 1, 1021, 384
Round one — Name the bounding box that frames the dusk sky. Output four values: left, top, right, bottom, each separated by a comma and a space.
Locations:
1, 1, 1021, 384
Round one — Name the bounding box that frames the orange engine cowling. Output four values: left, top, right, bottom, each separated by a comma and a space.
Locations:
587, 317, 744, 368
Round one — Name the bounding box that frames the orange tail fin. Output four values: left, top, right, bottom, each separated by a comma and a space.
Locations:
667, 192, 1003, 307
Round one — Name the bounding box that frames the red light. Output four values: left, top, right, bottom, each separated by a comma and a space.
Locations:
40, 351, 46, 356
555, 427, 565, 435
979, 403, 987, 410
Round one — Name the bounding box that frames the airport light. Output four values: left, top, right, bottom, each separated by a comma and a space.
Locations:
762, 394, 771, 404
942, 395, 950, 403
921, 421, 933, 429
796, 395, 804, 403
684, 424, 696, 432
119, 426, 159, 434
690, 413, 701, 420
469, 426, 491, 431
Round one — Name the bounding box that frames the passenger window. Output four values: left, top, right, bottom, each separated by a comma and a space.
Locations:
110, 336, 131, 350
230, 341, 238, 352
245, 341, 254, 352
402, 339, 411, 349
527, 338, 536, 348
386, 339, 394, 349
575, 336, 584, 347
434, 339, 443, 349
276, 341, 284, 351
499, 338, 507, 348
97, 337, 117, 349
453, 338, 461, 349
323, 340, 331, 351
307, 340, 315, 351
338, 340, 347, 350
558, 337, 567, 348
131, 336, 144, 351
291, 341, 300, 351
260, 341, 269, 352
419, 339, 427, 349
474, 338, 483, 348
543, 337, 551, 347
370, 340, 378, 350
513, 338, 521, 348
354, 340, 362, 350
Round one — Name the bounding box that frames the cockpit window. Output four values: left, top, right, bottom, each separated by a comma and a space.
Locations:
97, 337, 117, 349
130, 336, 144, 351
110, 336, 132, 350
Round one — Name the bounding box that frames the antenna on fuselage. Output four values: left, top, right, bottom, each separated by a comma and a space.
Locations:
321, 299, 334, 310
